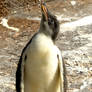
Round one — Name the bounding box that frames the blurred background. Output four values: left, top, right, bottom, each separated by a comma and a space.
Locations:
0, 0, 92, 92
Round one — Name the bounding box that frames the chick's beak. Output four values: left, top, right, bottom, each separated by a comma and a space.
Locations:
41, 1, 48, 20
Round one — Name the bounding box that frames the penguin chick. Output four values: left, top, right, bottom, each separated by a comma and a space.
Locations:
16, 1, 65, 92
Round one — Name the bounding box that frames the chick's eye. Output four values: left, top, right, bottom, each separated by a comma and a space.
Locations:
48, 18, 54, 25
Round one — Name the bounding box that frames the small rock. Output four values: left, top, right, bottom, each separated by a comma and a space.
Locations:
70, 1, 76, 6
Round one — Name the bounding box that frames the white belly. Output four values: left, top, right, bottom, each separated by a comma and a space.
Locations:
24, 34, 60, 92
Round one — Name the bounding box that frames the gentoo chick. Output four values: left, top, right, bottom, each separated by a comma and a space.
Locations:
16, 1, 64, 92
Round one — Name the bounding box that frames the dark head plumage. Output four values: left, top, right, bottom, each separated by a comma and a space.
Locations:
40, 0, 59, 41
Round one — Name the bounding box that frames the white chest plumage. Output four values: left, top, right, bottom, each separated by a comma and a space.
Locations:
24, 33, 61, 92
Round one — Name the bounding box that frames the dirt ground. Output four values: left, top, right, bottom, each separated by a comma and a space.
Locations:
0, 0, 92, 92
